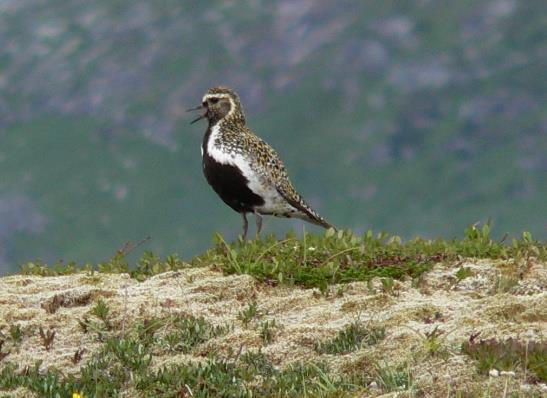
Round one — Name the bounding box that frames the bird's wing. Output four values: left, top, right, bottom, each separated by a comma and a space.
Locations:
243, 129, 334, 229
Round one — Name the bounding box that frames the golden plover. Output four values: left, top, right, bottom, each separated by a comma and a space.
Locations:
189, 86, 334, 239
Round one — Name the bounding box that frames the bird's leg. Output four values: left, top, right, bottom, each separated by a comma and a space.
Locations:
254, 211, 263, 237
241, 212, 249, 241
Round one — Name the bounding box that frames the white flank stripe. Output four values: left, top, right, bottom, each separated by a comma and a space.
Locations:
205, 123, 301, 217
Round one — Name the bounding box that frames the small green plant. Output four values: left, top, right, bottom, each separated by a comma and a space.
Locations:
462, 222, 497, 257
91, 299, 112, 330
20, 260, 88, 276
373, 362, 414, 393
405, 325, 452, 360
259, 320, 277, 344
8, 324, 23, 345
107, 337, 152, 371
314, 321, 386, 354
240, 350, 276, 377
262, 361, 341, 395
83, 319, 109, 340
422, 326, 451, 359
79, 301, 114, 340
160, 314, 231, 354
335, 284, 349, 297
455, 266, 473, 281
20, 242, 191, 282
136, 317, 166, 346
130, 250, 189, 281
237, 300, 259, 327
380, 277, 395, 294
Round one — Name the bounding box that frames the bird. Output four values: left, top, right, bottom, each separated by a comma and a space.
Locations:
188, 86, 335, 239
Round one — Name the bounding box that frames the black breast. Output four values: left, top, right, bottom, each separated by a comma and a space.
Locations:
202, 130, 264, 214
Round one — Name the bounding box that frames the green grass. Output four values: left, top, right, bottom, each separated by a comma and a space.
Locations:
20, 251, 191, 280
19, 226, 546, 291
90, 299, 112, 330
462, 336, 547, 383
9, 325, 23, 345
455, 266, 474, 281
0, 323, 369, 398
344, 361, 418, 395
237, 300, 259, 327
372, 362, 415, 393
314, 321, 386, 355
191, 225, 545, 289
158, 314, 232, 354
259, 320, 278, 345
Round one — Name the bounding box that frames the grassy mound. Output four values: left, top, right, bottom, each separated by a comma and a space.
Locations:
21, 225, 545, 287
0, 226, 544, 397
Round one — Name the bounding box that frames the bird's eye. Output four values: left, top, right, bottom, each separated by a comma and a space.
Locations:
210, 97, 219, 104
202, 101, 207, 107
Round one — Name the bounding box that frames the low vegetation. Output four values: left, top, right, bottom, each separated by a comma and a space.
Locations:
462, 335, 546, 383
20, 224, 545, 288
0, 225, 545, 397
0, 318, 371, 397
314, 320, 386, 355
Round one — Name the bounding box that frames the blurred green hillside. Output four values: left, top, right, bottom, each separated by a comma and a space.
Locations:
0, 0, 545, 273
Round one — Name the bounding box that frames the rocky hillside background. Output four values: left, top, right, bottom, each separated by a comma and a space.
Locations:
1, 0, 546, 272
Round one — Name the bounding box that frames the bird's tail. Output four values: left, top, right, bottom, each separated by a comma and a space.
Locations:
276, 186, 336, 231
302, 212, 336, 230
288, 195, 336, 230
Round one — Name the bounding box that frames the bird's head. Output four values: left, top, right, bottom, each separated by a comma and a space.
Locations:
188, 86, 245, 126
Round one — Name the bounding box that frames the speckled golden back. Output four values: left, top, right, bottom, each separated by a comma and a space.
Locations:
213, 93, 331, 228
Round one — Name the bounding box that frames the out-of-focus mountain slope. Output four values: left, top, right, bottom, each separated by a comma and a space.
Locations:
0, 0, 545, 271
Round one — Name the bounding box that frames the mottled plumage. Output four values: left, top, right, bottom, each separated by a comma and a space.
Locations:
189, 86, 334, 238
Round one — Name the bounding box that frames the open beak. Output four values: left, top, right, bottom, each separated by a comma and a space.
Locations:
187, 105, 207, 124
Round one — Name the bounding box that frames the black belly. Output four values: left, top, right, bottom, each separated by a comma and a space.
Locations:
202, 152, 265, 213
